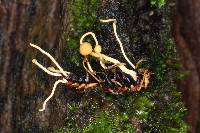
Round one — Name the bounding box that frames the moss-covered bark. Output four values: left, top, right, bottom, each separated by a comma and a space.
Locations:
0, 0, 191, 132
56, 0, 188, 132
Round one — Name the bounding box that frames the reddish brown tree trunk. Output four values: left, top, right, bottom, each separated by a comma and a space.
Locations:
0, 0, 69, 132
173, 1, 200, 132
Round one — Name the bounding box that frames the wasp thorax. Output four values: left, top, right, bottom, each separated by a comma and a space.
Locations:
94, 44, 102, 53
80, 42, 93, 56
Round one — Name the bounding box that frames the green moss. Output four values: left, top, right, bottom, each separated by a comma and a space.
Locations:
82, 111, 135, 133
56, 108, 135, 133
56, 0, 188, 133
62, 0, 98, 67
150, 0, 166, 8
54, 93, 128, 132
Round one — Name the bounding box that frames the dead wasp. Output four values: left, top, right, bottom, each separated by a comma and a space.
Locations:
30, 43, 149, 112
64, 73, 98, 90
62, 59, 149, 95
80, 59, 150, 95
30, 19, 150, 111
79, 19, 150, 95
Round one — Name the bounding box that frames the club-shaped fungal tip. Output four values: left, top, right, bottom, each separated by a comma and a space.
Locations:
32, 59, 37, 63
80, 42, 93, 56
30, 43, 34, 46
94, 45, 102, 53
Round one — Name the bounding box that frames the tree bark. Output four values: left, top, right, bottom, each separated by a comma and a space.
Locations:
173, 1, 200, 132
0, 0, 69, 132
1, 0, 198, 132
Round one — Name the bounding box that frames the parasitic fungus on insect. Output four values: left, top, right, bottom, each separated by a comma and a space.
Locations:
30, 19, 150, 111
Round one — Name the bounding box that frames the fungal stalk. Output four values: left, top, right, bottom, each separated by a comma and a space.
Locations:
30, 43, 69, 77
30, 43, 70, 111
39, 79, 67, 111
100, 19, 136, 69
79, 32, 137, 81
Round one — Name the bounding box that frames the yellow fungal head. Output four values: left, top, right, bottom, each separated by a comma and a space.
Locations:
94, 45, 102, 53
80, 42, 93, 56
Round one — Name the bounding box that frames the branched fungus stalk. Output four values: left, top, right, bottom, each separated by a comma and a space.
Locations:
30, 43, 69, 77
30, 43, 70, 111
47, 67, 69, 75
79, 32, 137, 81
90, 52, 137, 81
32, 59, 62, 77
30, 18, 150, 112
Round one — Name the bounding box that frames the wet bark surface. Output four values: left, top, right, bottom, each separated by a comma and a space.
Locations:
0, 0, 156, 132
173, 1, 200, 132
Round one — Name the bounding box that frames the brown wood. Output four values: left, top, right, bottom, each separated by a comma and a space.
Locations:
0, 0, 69, 132
173, 1, 200, 132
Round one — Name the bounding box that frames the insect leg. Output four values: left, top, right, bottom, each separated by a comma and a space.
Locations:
82, 58, 103, 82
